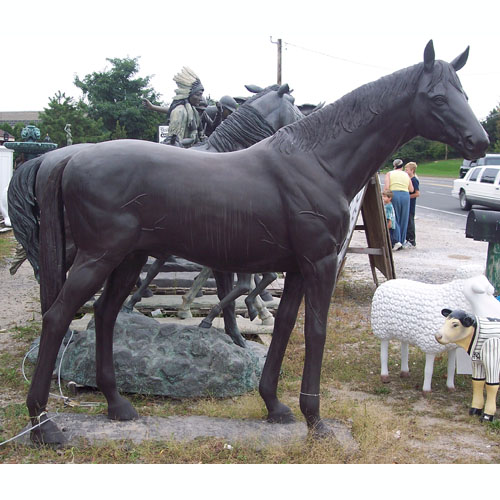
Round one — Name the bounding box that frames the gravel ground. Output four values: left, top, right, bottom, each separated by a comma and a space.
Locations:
0, 246, 41, 332
346, 211, 488, 284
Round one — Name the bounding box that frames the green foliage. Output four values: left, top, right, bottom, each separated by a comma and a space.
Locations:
388, 136, 460, 168
110, 121, 128, 140
38, 91, 109, 145
74, 57, 163, 141
482, 105, 500, 152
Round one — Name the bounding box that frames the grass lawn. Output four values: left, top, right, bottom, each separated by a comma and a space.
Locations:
381, 158, 461, 178
0, 232, 16, 265
415, 158, 461, 178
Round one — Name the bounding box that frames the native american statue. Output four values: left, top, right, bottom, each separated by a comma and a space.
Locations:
143, 67, 205, 146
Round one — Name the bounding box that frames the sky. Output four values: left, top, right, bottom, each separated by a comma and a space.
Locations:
2, 0, 499, 121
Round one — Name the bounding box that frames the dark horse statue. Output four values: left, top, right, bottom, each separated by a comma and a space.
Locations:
11, 41, 488, 444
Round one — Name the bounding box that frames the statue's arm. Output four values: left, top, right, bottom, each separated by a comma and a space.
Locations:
142, 98, 169, 114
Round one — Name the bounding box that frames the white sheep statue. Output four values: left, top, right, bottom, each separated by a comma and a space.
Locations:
371, 273, 494, 393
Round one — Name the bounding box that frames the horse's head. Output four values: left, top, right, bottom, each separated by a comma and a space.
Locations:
412, 40, 489, 160
247, 84, 304, 131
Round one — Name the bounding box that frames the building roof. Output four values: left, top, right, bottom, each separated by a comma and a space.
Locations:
0, 111, 41, 125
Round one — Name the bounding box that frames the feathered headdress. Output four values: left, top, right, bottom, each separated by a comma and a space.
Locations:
172, 67, 204, 101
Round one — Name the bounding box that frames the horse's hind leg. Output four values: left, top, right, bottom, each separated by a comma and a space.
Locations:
27, 251, 118, 445
94, 251, 148, 420
245, 272, 277, 321
122, 257, 165, 312
260, 271, 304, 424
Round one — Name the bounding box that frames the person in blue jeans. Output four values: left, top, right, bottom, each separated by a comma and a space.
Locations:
384, 159, 414, 249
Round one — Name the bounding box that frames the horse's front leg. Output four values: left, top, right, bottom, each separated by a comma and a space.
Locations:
299, 254, 337, 438
260, 271, 304, 424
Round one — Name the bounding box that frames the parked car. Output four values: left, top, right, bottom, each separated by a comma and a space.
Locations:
459, 159, 477, 178
452, 163, 500, 210
459, 153, 500, 178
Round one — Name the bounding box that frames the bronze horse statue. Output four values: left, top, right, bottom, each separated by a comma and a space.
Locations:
12, 41, 489, 444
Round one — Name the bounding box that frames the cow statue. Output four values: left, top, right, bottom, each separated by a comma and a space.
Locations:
436, 309, 500, 422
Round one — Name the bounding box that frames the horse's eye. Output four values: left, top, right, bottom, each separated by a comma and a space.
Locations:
433, 95, 447, 106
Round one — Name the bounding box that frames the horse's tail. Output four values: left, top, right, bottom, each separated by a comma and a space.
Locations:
37, 157, 70, 314
7, 156, 44, 280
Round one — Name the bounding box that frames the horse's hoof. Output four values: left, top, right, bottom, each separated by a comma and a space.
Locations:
260, 316, 274, 326
199, 319, 212, 329
177, 309, 193, 320
248, 309, 258, 322
245, 300, 258, 321
108, 398, 138, 421
231, 333, 247, 348
380, 375, 390, 383
30, 418, 67, 447
267, 404, 295, 424
121, 303, 133, 313
400, 371, 410, 379
447, 386, 456, 392
308, 419, 336, 440
141, 288, 154, 298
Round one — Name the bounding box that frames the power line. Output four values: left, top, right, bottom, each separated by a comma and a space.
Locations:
283, 40, 391, 71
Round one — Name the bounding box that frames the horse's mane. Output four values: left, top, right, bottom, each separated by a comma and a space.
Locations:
206, 85, 280, 152
270, 61, 439, 153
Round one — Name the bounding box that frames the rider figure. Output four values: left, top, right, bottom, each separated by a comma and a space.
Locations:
201, 95, 238, 136
142, 67, 205, 147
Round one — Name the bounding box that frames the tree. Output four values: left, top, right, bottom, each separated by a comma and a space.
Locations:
482, 105, 500, 152
74, 57, 163, 142
38, 91, 109, 146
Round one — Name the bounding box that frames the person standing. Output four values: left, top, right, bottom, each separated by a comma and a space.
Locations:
404, 162, 420, 248
384, 159, 414, 250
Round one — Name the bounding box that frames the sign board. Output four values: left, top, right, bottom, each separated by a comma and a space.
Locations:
337, 186, 366, 280
158, 126, 169, 143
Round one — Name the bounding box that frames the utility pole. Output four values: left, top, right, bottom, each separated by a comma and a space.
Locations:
270, 37, 282, 85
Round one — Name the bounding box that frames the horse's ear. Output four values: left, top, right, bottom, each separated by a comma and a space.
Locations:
423, 40, 435, 72
245, 84, 263, 94
441, 308, 452, 317
451, 46, 469, 72
277, 84, 290, 97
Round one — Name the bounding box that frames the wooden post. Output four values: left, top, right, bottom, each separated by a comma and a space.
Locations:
277, 38, 282, 85
270, 37, 282, 85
